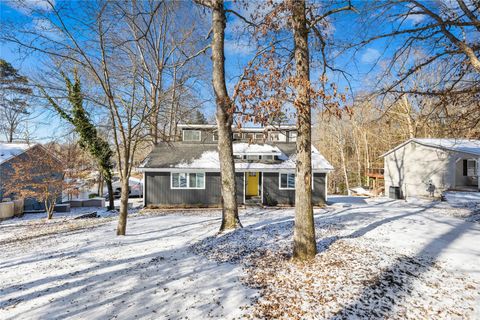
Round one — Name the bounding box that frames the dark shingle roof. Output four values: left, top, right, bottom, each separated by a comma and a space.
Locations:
140, 142, 298, 169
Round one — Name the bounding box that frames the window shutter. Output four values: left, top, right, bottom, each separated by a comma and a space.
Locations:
463, 159, 468, 176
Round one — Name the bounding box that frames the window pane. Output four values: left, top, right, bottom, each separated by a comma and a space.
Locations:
287, 174, 295, 188
289, 131, 297, 142
280, 174, 288, 188
184, 130, 200, 141
189, 173, 197, 188
179, 173, 187, 187
172, 173, 179, 188
197, 173, 205, 188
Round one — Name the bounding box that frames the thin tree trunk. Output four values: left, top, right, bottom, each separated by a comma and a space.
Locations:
97, 172, 103, 196
45, 199, 54, 220
211, 0, 241, 231
292, 0, 316, 261
105, 177, 114, 210
340, 145, 350, 194
402, 95, 415, 139
116, 173, 129, 235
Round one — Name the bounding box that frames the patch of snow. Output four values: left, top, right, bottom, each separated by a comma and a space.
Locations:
1, 201, 479, 318
175, 145, 333, 171
0, 143, 32, 165
232, 143, 282, 155
414, 138, 480, 156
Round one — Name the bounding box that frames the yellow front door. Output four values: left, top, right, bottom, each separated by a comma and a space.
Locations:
246, 172, 259, 196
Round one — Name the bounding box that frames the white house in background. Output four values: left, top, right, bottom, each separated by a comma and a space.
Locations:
382, 139, 480, 199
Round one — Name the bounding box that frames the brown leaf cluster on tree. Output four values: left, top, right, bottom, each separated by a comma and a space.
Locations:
2, 145, 65, 220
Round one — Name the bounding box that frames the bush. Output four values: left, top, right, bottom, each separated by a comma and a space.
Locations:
88, 193, 99, 199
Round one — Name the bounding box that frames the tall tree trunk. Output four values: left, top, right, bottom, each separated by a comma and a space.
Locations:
292, 0, 316, 261
116, 172, 129, 235
340, 144, 350, 194
402, 95, 415, 139
211, 0, 241, 231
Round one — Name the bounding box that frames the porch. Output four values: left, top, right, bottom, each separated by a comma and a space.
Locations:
454, 158, 479, 191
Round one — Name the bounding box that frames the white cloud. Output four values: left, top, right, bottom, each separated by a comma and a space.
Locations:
7, 0, 55, 15
404, 3, 426, 24
361, 48, 381, 64
32, 18, 63, 41
224, 38, 256, 56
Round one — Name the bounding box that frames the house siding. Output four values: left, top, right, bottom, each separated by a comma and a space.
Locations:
262, 172, 326, 206
145, 172, 244, 206
0, 145, 63, 209
383, 141, 479, 198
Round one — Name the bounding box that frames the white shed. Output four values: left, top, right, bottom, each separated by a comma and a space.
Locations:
382, 139, 480, 199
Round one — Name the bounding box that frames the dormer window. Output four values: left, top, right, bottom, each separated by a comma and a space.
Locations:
289, 131, 297, 142
269, 131, 287, 142
183, 130, 201, 142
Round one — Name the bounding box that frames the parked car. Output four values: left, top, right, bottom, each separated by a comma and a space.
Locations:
109, 177, 143, 199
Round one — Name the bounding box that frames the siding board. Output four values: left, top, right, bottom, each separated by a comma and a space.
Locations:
145, 172, 244, 206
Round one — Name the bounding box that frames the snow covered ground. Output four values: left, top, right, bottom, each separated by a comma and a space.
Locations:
1, 197, 479, 319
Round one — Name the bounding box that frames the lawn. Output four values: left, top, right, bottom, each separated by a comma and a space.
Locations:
0, 197, 479, 319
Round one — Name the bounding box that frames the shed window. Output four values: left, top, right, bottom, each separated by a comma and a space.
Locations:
183, 130, 201, 142
466, 159, 477, 177
279, 173, 295, 189
171, 172, 205, 189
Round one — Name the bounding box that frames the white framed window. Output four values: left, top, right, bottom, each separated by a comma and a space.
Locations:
289, 131, 297, 142
212, 131, 218, 141
246, 155, 260, 160
279, 173, 314, 190
255, 133, 264, 140
183, 130, 201, 142
269, 131, 287, 142
245, 133, 255, 140
171, 172, 205, 189
279, 173, 295, 189
233, 132, 242, 140
467, 159, 477, 177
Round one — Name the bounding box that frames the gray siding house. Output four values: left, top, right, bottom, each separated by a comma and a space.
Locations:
382, 139, 480, 199
138, 124, 333, 207
0, 143, 63, 211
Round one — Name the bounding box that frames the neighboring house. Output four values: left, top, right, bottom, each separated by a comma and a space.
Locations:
0, 142, 63, 210
382, 139, 480, 199
138, 124, 333, 207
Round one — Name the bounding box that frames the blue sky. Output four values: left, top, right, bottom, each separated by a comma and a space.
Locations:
0, 0, 411, 142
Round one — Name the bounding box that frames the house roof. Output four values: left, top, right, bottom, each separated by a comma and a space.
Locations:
139, 142, 333, 172
381, 138, 480, 157
0, 143, 33, 165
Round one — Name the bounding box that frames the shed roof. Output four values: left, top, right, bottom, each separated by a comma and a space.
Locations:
381, 138, 480, 157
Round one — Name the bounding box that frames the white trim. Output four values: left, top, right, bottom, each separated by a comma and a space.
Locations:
261, 172, 264, 204
243, 172, 246, 204
325, 174, 328, 201
182, 129, 201, 142
170, 172, 206, 189
279, 172, 295, 190
381, 138, 480, 158
142, 172, 146, 207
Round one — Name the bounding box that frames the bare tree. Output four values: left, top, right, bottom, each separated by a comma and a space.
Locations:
0, 59, 32, 142
2, 144, 64, 220
195, 0, 242, 231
